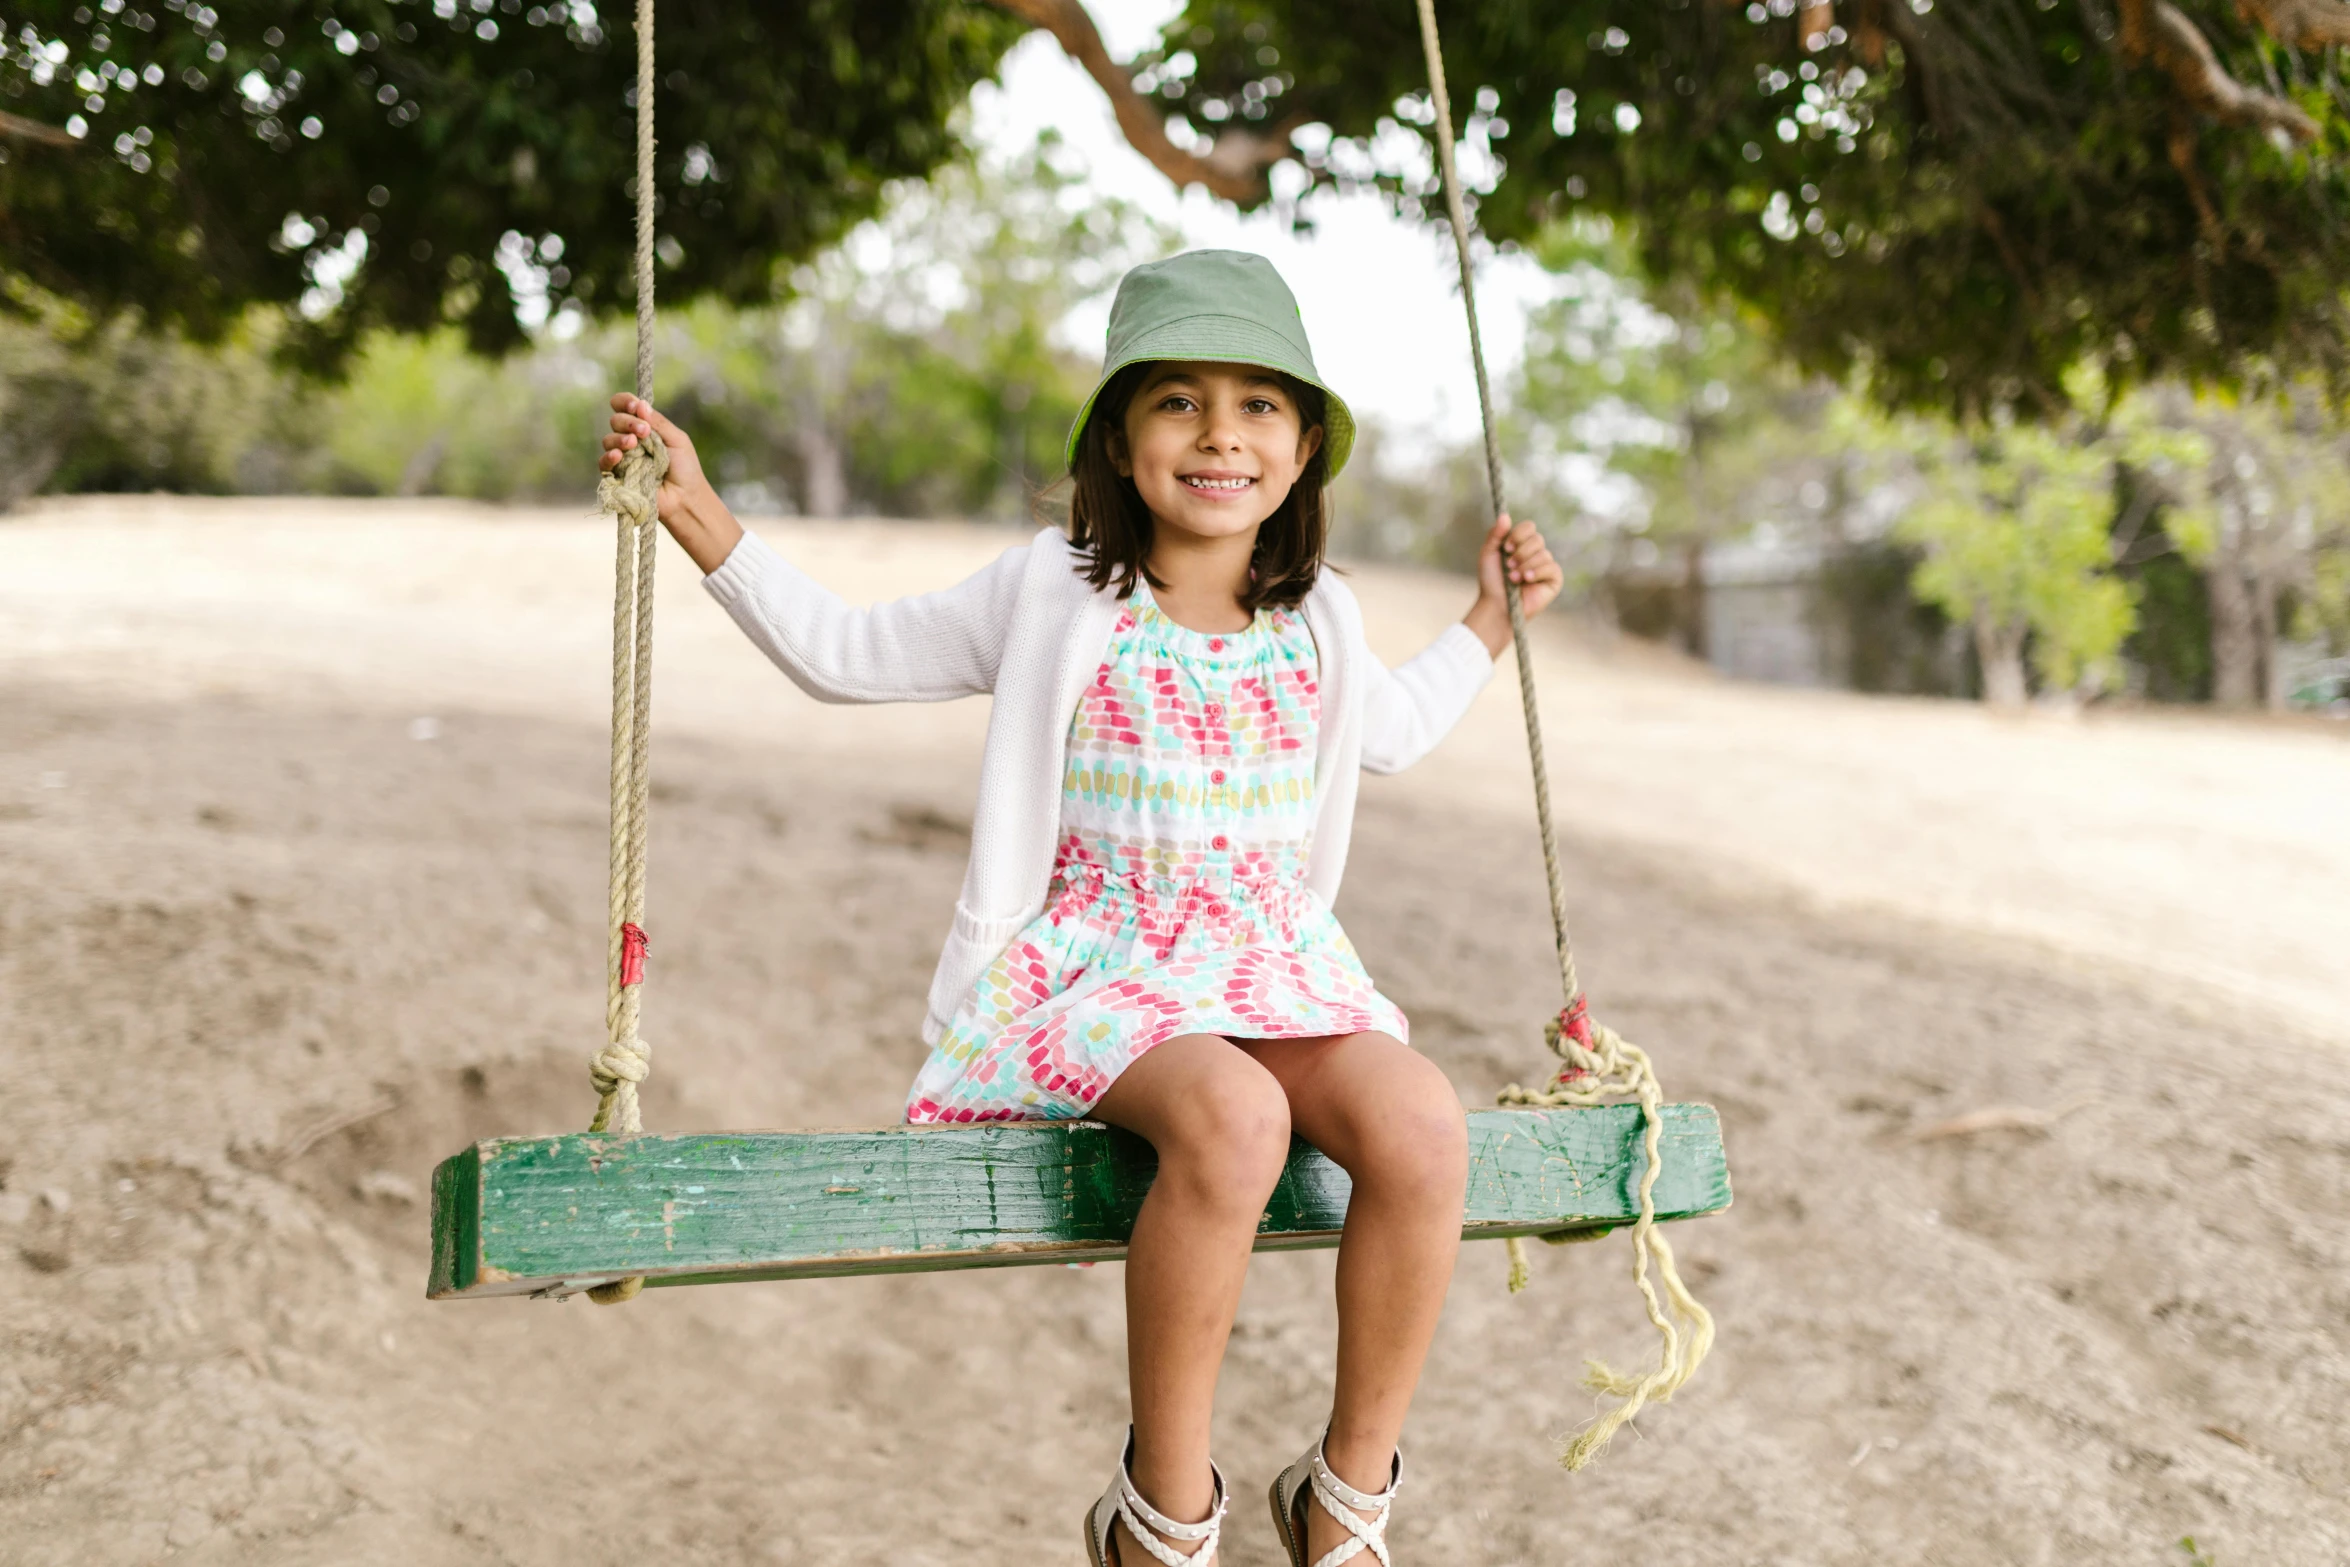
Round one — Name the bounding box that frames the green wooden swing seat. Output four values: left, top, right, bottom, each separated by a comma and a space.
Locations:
426, 1103, 1730, 1299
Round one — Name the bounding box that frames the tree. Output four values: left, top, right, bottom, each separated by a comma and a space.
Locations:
25, 0, 2349, 410
2307, 528, 2350, 661
1894, 420, 2141, 705
655, 129, 1172, 518
2127, 381, 2350, 705
1017, 0, 2350, 417
1, 0, 1022, 365
854, 129, 1177, 515
1507, 216, 1814, 654
1, 129, 1171, 512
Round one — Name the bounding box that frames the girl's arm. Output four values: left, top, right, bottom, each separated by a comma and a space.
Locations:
602, 394, 1022, 704
1360, 516, 1563, 773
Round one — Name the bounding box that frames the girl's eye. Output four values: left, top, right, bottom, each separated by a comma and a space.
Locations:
1160, 395, 1197, 413
1244, 398, 1277, 415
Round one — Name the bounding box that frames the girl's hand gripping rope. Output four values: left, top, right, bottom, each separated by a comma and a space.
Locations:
1464, 514, 1565, 657
602, 393, 744, 573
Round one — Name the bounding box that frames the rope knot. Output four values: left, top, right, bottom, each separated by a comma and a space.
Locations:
590, 1036, 650, 1093
588, 1034, 652, 1141
596, 428, 669, 531
1542, 995, 1602, 1086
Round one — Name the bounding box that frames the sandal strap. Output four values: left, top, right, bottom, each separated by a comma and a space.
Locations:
1305, 1441, 1399, 1567
1114, 1445, 1227, 1565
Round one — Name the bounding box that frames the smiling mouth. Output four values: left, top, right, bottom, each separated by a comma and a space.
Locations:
1179, 475, 1257, 493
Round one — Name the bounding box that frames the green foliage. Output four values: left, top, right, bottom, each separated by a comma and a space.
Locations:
0, 292, 623, 501
0, 0, 1023, 367
2122, 551, 2217, 701
0, 289, 307, 498
2133, 382, 2350, 595
310, 321, 613, 496
2107, 377, 2350, 700
5, 131, 1169, 515
747, 129, 1176, 516
2308, 545, 2350, 654
1143, 0, 2350, 415
1895, 419, 2137, 697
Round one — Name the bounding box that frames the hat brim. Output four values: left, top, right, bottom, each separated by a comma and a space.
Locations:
1062, 315, 1355, 479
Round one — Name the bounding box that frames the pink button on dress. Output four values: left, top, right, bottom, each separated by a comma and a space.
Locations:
906, 587, 1408, 1124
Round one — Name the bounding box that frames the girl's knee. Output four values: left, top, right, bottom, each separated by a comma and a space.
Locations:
1353, 1060, 1468, 1201
1390, 1108, 1470, 1202
1160, 1058, 1293, 1197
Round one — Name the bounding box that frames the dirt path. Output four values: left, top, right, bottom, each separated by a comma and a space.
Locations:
4, 499, 2346, 1565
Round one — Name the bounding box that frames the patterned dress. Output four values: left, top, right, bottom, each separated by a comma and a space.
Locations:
905, 586, 1408, 1124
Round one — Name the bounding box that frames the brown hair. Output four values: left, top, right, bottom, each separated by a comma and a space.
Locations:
1065, 361, 1331, 614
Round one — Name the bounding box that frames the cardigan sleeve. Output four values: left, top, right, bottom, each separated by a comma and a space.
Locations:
1357, 621, 1498, 774
699, 527, 1026, 703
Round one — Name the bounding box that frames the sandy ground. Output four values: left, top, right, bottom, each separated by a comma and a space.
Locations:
3, 495, 2347, 1566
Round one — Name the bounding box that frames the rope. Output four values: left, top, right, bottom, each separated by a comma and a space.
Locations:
1411, 0, 1713, 1469
581, 0, 664, 1307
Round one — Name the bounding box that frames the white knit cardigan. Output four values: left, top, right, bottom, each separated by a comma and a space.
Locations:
702, 527, 1497, 1043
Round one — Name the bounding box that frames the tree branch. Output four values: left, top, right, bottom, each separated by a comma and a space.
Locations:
987, 0, 1295, 204
1851, 0, 1890, 69
2118, 0, 2320, 142
0, 111, 79, 149
2235, 0, 2350, 50
2168, 116, 2228, 245
1975, 203, 2043, 313
1799, 1, 1836, 53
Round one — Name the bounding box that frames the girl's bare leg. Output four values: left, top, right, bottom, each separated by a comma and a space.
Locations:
1241, 1032, 1468, 1563
1091, 1033, 1295, 1565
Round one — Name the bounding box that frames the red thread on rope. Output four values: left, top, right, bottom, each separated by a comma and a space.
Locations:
1543, 994, 1597, 1090
620, 922, 649, 987
1557, 994, 1595, 1051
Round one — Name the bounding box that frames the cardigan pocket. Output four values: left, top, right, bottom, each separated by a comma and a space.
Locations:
952, 900, 1036, 948
924, 900, 1045, 1041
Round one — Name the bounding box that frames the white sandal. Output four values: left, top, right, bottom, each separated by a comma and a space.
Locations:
1085, 1427, 1229, 1567
1269, 1433, 1401, 1567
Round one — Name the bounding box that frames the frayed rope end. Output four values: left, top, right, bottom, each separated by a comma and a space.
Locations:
1581, 1358, 1648, 1399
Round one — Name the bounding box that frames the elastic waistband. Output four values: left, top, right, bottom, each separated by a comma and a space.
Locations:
1049, 858, 1297, 898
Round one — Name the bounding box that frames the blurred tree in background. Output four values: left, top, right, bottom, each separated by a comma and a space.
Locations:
0, 131, 1167, 514
660, 130, 1173, 520
0, 298, 295, 502
1491, 213, 2350, 707
2125, 381, 2350, 704
1, 0, 1021, 366
1505, 215, 1815, 656
1890, 417, 2148, 706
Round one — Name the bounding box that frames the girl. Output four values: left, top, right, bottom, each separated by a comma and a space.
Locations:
600, 249, 1562, 1567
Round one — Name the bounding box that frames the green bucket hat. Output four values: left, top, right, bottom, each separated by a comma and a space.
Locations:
1064, 249, 1356, 478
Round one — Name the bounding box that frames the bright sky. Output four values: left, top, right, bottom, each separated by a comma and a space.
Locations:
963, 2, 1552, 459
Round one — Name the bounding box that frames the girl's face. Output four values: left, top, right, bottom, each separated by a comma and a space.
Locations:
1112, 361, 1323, 547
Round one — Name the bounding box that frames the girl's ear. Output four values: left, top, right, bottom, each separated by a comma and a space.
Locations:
1108, 428, 1133, 479
1296, 423, 1324, 466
